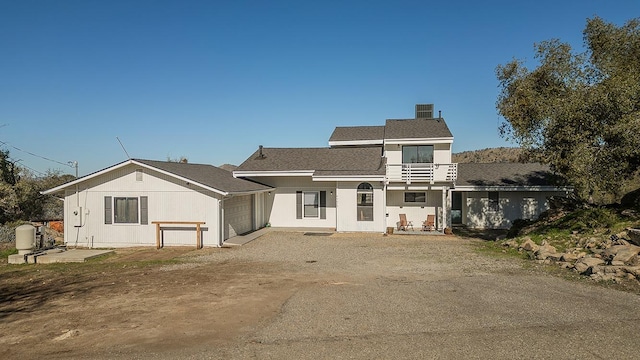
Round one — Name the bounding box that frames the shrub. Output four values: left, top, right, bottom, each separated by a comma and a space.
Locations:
556, 207, 618, 231
507, 218, 533, 238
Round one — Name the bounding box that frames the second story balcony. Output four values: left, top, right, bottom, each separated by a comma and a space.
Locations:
386, 163, 457, 184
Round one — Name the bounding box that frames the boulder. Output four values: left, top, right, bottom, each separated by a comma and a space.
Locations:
574, 257, 605, 275
558, 261, 573, 269
503, 240, 519, 248
626, 228, 640, 247
534, 243, 558, 260
579, 257, 606, 267
587, 265, 604, 276
623, 266, 640, 277
560, 253, 579, 262
574, 262, 590, 274
545, 252, 563, 262
520, 238, 539, 252
613, 246, 640, 265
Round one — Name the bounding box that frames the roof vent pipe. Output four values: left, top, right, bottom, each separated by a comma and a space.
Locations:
438, 110, 442, 118
258, 145, 265, 158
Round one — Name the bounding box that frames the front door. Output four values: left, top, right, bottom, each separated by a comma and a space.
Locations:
451, 192, 462, 224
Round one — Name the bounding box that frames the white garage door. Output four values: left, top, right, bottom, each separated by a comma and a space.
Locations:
224, 195, 253, 239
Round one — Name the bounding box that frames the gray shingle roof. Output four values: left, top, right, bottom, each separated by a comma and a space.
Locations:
134, 159, 272, 193
329, 126, 385, 142
235, 147, 385, 176
385, 118, 453, 139
456, 163, 561, 187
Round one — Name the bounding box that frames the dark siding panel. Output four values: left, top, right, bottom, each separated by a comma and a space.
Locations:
296, 191, 302, 219
320, 191, 326, 219
104, 196, 112, 224
140, 196, 148, 225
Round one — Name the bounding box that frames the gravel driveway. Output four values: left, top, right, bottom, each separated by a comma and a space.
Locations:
121, 231, 640, 359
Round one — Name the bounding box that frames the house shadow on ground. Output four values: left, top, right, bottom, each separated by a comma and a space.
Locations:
452, 226, 508, 241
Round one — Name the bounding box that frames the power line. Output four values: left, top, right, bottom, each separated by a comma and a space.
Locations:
0, 139, 74, 169
6, 156, 47, 177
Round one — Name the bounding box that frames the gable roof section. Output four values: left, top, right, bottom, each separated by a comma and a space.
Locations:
43, 159, 272, 196
134, 159, 272, 193
455, 163, 568, 189
384, 118, 453, 142
234, 147, 385, 178
328, 126, 385, 146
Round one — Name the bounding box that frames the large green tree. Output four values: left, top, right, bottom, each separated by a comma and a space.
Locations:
496, 17, 640, 203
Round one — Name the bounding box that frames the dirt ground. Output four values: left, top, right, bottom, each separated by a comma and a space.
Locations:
2, 231, 640, 359
0, 244, 300, 359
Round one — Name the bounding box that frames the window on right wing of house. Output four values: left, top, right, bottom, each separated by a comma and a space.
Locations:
488, 192, 499, 212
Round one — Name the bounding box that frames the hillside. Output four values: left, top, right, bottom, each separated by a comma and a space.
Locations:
452, 147, 524, 163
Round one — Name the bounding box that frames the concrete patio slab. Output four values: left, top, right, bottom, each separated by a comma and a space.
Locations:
35, 249, 114, 264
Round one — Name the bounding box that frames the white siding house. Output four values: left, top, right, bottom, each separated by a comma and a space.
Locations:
233, 147, 387, 232
234, 105, 571, 233
452, 163, 570, 229
43, 159, 272, 248
45, 104, 572, 245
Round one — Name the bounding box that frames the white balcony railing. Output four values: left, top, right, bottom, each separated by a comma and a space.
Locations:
386, 163, 457, 184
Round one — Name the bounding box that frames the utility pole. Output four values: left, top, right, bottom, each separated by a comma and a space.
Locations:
69, 161, 79, 207
69, 160, 78, 178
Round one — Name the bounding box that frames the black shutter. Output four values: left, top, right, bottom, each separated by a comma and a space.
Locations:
140, 196, 148, 225
296, 191, 302, 219
104, 196, 112, 224
320, 191, 326, 219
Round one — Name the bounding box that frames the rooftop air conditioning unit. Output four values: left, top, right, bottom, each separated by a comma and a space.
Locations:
415, 104, 434, 119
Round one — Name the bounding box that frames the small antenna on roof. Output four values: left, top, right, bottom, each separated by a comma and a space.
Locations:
116, 136, 131, 159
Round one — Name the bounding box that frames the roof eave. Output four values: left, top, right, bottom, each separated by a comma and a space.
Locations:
452, 185, 573, 192
385, 137, 454, 145
328, 140, 384, 146
234, 170, 315, 177
42, 159, 230, 197
312, 175, 385, 181
227, 188, 273, 196
42, 159, 135, 195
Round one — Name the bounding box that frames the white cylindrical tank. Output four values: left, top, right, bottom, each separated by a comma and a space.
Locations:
15, 224, 36, 255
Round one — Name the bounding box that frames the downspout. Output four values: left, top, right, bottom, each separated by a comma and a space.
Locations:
441, 187, 447, 232
219, 198, 224, 247
383, 181, 388, 234
446, 187, 453, 232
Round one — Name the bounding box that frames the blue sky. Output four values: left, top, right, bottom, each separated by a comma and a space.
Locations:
1, 0, 639, 176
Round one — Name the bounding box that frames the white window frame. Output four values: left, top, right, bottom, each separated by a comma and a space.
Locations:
357, 183, 374, 222
402, 145, 434, 164
114, 197, 139, 224
303, 191, 320, 218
